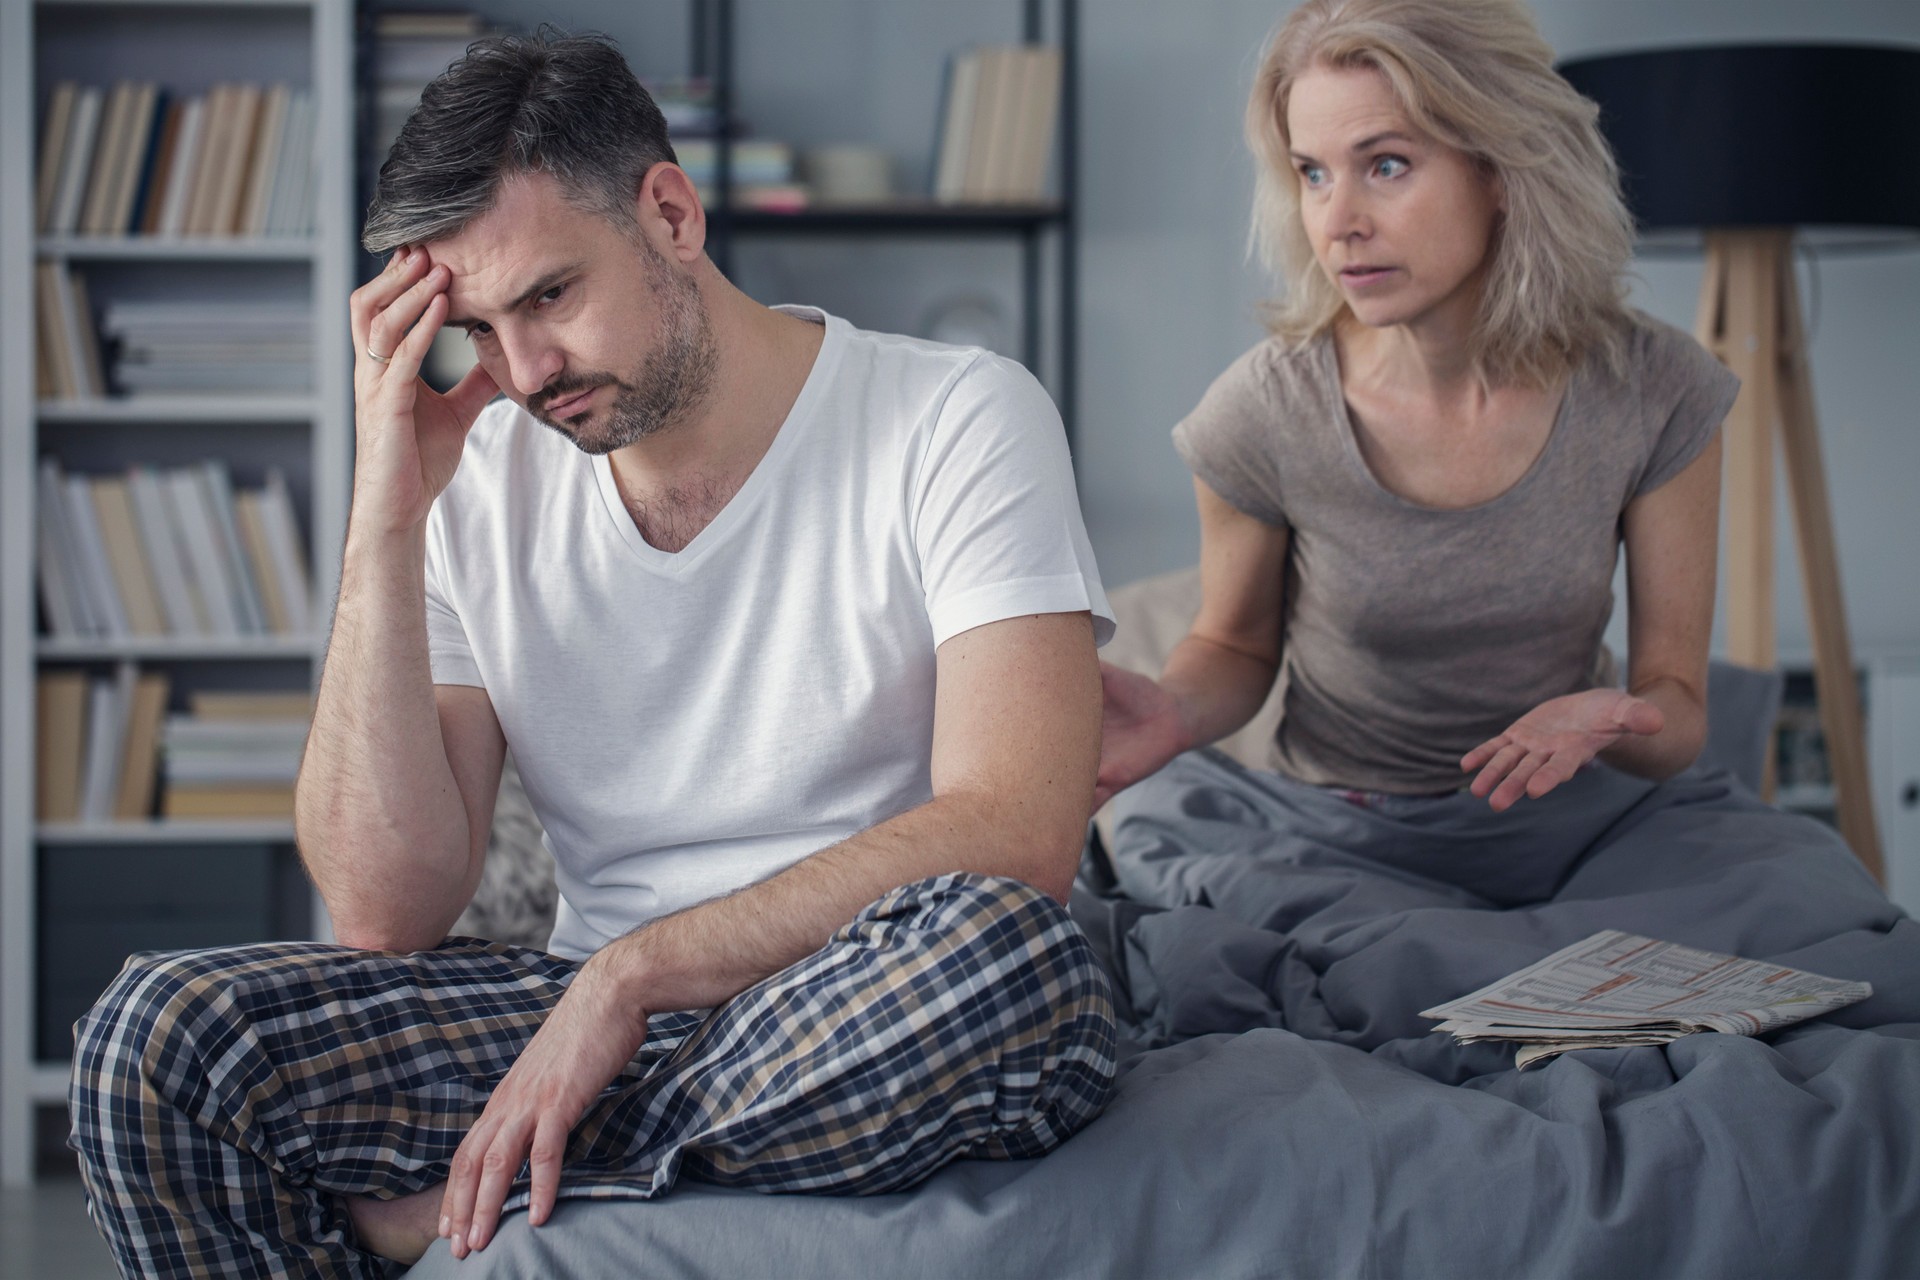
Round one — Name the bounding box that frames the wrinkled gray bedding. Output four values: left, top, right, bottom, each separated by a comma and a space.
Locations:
409, 754, 1920, 1278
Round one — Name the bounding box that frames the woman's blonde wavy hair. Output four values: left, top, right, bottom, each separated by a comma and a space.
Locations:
1246, 0, 1634, 388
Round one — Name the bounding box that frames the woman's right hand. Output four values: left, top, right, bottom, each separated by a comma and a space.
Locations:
1093, 661, 1193, 812
348, 246, 501, 536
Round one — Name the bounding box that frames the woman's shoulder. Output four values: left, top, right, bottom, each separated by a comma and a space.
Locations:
1189, 329, 1338, 428
1604, 309, 1735, 404
1586, 310, 1741, 497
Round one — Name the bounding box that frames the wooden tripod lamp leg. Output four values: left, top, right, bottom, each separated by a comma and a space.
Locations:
1695, 229, 1885, 881
1699, 230, 1784, 675
1774, 242, 1886, 881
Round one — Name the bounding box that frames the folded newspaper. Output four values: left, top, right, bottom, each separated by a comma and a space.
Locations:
1421, 930, 1874, 1069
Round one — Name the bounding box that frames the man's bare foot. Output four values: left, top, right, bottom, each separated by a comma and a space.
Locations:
346, 1182, 445, 1264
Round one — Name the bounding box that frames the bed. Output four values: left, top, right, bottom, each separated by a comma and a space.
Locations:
406, 569, 1920, 1279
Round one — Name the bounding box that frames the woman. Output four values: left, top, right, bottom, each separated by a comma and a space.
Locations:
1098, 0, 1737, 835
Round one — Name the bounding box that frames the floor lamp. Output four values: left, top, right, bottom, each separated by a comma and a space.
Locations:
1559, 44, 1920, 883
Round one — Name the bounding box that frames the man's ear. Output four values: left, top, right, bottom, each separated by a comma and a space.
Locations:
637, 160, 707, 265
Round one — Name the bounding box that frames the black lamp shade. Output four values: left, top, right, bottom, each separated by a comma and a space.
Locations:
1556, 44, 1920, 238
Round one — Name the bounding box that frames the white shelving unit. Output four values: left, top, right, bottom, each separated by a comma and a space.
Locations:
1871, 658, 1920, 917
0, 0, 354, 1185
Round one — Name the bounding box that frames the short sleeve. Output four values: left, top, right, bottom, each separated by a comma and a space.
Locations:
912, 353, 1114, 648
1633, 327, 1741, 498
422, 503, 484, 688
1171, 345, 1290, 528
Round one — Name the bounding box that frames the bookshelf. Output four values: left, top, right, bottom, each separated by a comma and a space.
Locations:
695, 0, 1082, 444
0, 0, 355, 1184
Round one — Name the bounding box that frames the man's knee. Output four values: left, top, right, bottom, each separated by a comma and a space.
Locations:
843, 872, 1115, 1032
71, 942, 321, 1134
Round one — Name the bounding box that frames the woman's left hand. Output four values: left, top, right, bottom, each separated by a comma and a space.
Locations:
1462, 688, 1665, 811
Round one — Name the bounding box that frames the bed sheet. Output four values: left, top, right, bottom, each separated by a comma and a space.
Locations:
408, 755, 1920, 1279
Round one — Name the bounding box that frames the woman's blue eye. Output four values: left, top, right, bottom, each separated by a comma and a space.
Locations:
1300, 164, 1327, 187
1375, 156, 1409, 178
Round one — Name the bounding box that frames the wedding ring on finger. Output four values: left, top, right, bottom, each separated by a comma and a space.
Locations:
367, 345, 394, 365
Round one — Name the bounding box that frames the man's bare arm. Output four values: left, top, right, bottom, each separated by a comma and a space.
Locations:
438, 609, 1102, 1252
295, 245, 504, 950
295, 533, 505, 950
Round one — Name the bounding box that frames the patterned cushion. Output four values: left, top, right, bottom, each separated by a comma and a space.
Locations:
453, 754, 558, 950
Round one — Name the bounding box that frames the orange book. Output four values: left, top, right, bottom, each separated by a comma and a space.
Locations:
90, 477, 167, 635
209, 84, 263, 235
35, 671, 88, 822
162, 783, 296, 820
113, 674, 170, 820
188, 690, 314, 721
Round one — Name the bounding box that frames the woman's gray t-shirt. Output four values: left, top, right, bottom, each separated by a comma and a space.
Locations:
1171, 312, 1739, 794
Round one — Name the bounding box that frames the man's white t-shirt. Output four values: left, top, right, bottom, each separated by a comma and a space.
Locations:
423, 307, 1113, 960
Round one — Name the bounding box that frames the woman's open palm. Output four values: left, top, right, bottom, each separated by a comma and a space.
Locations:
1462, 687, 1664, 811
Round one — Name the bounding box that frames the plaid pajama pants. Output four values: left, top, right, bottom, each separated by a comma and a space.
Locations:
69, 873, 1118, 1279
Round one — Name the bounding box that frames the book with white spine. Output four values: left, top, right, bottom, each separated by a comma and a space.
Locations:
197, 462, 266, 633
49, 86, 103, 235
162, 467, 240, 636
34, 81, 79, 232
35, 460, 84, 637
79, 81, 134, 235
127, 466, 205, 634
258, 469, 312, 633
182, 84, 230, 235
234, 492, 289, 633
277, 91, 315, 236
157, 95, 206, 237
62, 473, 128, 637
241, 84, 290, 236
79, 666, 138, 822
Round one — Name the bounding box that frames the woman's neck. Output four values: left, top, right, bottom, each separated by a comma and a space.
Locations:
1336, 313, 1492, 410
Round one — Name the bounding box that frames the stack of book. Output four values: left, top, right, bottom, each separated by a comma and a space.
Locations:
646, 77, 721, 139
34, 667, 169, 823
371, 10, 492, 173
99, 298, 312, 395
34, 79, 315, 238
36, 459, 312, 641
160, 691, 311, 820
932, 45, 1062, 204
34, 260, 107, 401
676, 139, 808, 212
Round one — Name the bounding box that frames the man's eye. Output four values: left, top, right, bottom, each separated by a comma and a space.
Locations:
468, 322, 492, 341
538, 284, 566, 306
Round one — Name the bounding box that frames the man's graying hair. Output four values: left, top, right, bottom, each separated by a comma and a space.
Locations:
361, 28, 676, 255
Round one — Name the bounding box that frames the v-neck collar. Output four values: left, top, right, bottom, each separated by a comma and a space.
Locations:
591, 307, 843, 577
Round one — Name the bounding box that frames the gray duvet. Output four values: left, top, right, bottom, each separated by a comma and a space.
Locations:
409, 753, 1920, 1279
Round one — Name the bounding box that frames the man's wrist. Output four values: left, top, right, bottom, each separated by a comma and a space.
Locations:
579, 931, 657, 1028
344, 505, 429, 558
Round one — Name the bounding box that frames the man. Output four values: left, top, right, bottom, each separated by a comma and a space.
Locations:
70, 31, 1117, 1277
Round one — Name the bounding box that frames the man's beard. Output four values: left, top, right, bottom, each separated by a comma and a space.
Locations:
528, 244, 718, 455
